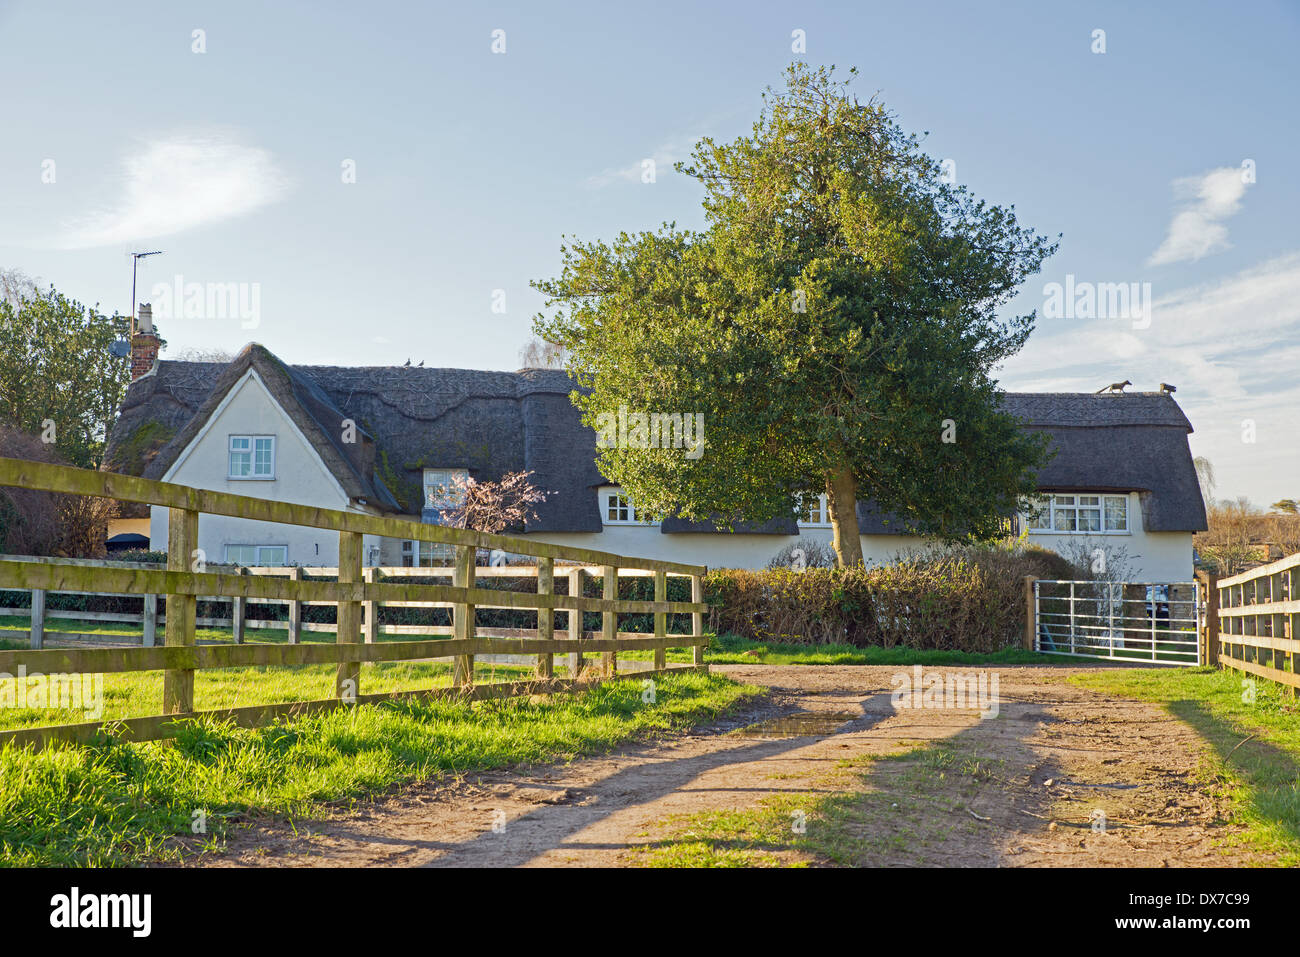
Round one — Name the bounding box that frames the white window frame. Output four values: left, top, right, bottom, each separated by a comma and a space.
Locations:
598, 486, 657, 526
423, 468, 469, 510
795, 493, 831, 528
228, 434, 276, 480
224, 544, 288, 566
1025, 494, 1130, 534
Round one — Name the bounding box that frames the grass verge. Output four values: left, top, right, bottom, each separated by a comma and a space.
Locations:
0, 671, 759, 867
636, 632, 1063, 667
0, 657, 543, 730
635, 741, 1000, 867
1070, 666, 1300, 864
4, 619, 1066, 667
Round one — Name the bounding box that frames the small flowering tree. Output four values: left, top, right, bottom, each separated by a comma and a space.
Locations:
438, 470, 548, 536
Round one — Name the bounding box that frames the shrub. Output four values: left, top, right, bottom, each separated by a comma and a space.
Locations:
766, 537, 836, 570
0, 424, 115, 558
704, 544, 1078, 652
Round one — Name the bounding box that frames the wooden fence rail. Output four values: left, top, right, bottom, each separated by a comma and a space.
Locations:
0, 557, 693, 648
1216, 552, 1300, 694
0, 456, 709, 750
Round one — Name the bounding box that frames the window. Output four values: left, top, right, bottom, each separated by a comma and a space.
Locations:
1024, 494, 1129, 534
229, 435, 275, 479
796, 493, 831, 527
606, 490, 633, 523
423, 469, 469, 509
599, 486, 655, 526
1105, 496, 1128, 532
400, 540, 452, 566
418, 541, 454, 565
224, 545, 288, 566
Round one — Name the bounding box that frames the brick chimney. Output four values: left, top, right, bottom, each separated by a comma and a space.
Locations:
130, 303, 160, 380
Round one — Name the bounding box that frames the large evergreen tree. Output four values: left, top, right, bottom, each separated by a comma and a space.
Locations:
535, 65, 1058, 566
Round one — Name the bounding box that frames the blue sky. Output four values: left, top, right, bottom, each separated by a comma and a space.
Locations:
1, 0, 1297, 504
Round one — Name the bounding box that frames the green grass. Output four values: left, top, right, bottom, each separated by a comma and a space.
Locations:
1070, 666, 1300, 864
637, 794, 818, 867
0, 658, 548, 731
0, 613, 381, 645
627, 632, 1064, 667
635, 742, 998, 867
5, 615, 1067, 667
0, 622, 1086, 734
0, 671, 759, 867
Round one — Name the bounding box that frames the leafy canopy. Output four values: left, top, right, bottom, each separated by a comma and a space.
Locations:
0, 277, 131, 469
534, 64, 1058, 554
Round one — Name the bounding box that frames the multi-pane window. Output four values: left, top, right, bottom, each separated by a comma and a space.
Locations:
423, 469, 468, 509
400, 539, 454, 567
1025, 494, 1129, 533
796, 494, 830, 527
606, 491, 634, 523
224, 545, 288, 566
1104, 496, 1128, 532
229, 435, 275, 479
598, 486, 656, 525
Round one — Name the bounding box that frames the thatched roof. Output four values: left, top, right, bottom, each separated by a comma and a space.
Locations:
1003, 393, 1205, 534
850, 394, 1206, 534
102, 347, 1207, 534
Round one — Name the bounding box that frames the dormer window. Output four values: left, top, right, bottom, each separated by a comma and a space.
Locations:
424, 469, 469, 509
1025, 494, 1129, 534
599, 486, 656, 526
796, 493, 831, 528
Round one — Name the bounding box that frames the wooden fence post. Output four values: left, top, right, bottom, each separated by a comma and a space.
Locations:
336, 531, 363, 702
568, 567, 585, 678
653, 570, 667, 671
1198, 570, 1220, 668
536, 557, 554, 678
163, 507, 198, 715
142, 593, 158, 647
691, 574, 705, 669
602, 564, 617, 676
1023, 575, 1036, 651
29, 588, 44, 649
231, 569, 247, 645
287, 566, 302, 645
363, 566, 378, 644
452, 545, 475, 686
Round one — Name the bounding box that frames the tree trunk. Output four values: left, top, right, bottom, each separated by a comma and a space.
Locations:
826, 467, 864, 568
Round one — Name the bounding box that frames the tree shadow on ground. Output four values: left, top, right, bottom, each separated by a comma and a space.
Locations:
1165, 697, 1300, 851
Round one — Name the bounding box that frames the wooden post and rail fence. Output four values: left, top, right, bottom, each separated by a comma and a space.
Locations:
1211, 554, 1300, 695
0, 456, 709, 751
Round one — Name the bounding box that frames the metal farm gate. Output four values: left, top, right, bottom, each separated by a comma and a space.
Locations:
1032, 579, 1203, 666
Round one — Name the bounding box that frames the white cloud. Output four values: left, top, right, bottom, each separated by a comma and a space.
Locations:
1147, 166, 1251, 266
51, 132, 289, 249
584, 134, 699, 188
1001, 252, 1300, 503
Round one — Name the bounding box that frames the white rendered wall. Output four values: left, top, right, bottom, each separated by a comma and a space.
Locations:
520, 491, 1194, 580
148, 370, 382, 566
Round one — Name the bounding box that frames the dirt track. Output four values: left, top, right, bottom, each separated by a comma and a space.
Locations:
198, 665, 1265, 867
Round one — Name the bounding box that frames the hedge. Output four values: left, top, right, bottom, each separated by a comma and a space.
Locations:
0, 546, 1078, 652
703, 546, 1078, 652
